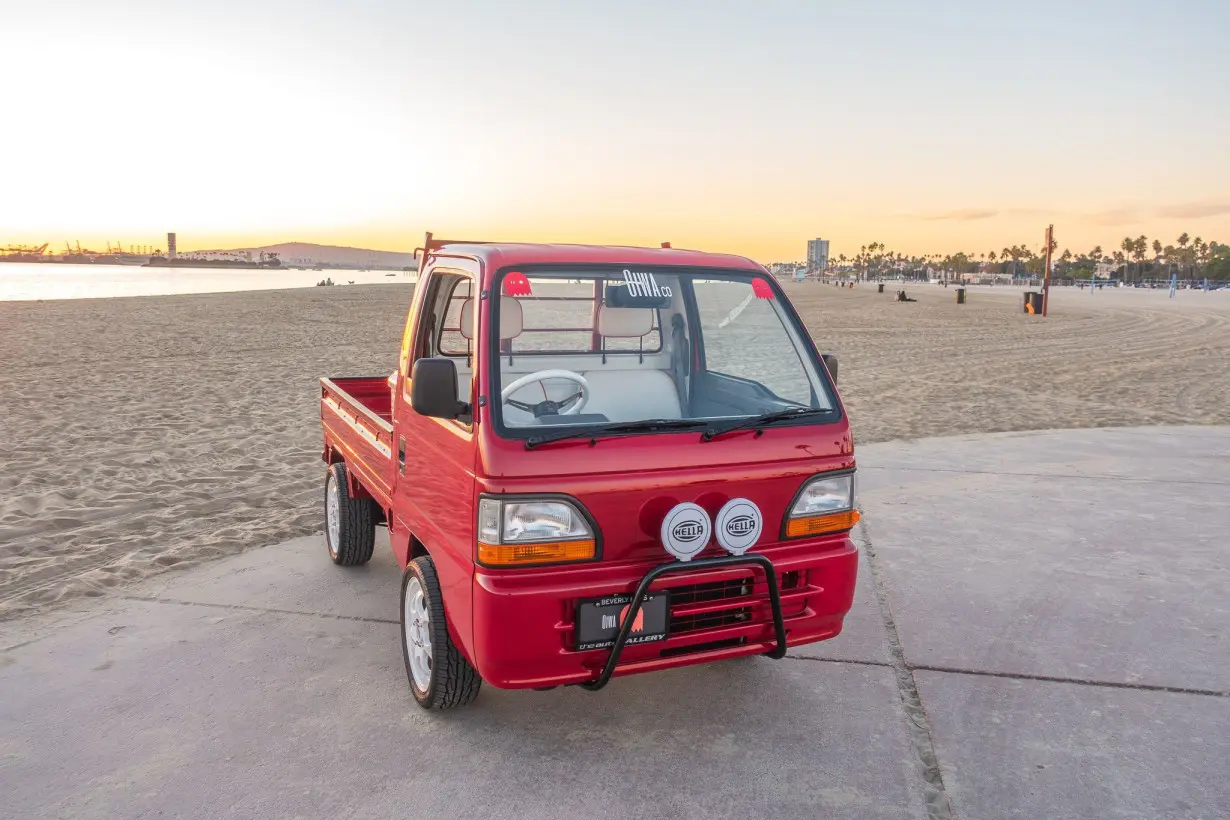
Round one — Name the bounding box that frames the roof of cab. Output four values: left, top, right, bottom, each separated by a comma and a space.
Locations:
427, 242, 766, 277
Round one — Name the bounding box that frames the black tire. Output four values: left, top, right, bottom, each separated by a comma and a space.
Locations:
324, 462, 375, 566
400, 556, 483, 709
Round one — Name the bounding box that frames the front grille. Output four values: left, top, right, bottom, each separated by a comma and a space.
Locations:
670, 607, 752, 633
666, 574, 756, 635
668, 576, 753, 605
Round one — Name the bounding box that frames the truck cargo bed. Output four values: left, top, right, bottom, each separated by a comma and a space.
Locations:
320, 376, 395, 505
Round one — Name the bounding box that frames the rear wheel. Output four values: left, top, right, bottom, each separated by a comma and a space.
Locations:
401, 556, 483, 709
324, 462, 375, 566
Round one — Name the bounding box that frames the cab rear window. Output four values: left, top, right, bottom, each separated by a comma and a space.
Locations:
443, 279, 662, 355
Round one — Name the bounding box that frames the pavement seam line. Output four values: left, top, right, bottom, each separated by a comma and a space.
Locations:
910, 663, 1228, 699
857, 515, 957, 820
120, 595, 399, 624
860, 465, 1230, 487
2, 636, 52, 653
786, 654, 1227, 698
784, 654, 894, 668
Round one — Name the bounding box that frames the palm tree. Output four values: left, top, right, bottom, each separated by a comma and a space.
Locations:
1177, 233, 1190, 276
1120, 237, 1134, 280
1021, 247, 1037, 277
1152, 239, 1163, 273
1090, 245, 1103, 268
1131, 236, 1148, 282
1193, 237, 1207, 275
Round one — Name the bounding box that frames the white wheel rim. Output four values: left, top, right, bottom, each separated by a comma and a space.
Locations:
404, 577, 433, 690
326, 473, 340, 555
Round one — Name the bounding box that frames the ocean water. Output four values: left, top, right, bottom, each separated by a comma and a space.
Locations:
0, 262, 413, 301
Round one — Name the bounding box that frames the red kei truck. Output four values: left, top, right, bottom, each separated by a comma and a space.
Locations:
319, 236, 859, 709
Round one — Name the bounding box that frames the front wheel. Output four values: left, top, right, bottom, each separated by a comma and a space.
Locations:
401, 556, 483, 709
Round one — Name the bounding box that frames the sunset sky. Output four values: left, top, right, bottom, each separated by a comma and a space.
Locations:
3, 0, 1228, 261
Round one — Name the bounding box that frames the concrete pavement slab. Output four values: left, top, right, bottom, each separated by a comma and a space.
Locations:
1, 596, 920, 820
788, 540, 891, 665
856, 428, 1230, 693
914, 670, 1230, 819
857, 425, 1230, 486
132, 531, 399, 623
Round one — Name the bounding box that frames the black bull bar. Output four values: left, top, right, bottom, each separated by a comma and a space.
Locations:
580, 553, 788, 692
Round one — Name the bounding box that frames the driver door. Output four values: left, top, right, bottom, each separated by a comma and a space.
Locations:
393, 266, 478, 646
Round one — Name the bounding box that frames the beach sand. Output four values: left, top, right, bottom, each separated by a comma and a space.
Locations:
2, 283, 1227, 618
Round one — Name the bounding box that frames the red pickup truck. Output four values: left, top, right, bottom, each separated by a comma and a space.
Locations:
319, 236, 859, 709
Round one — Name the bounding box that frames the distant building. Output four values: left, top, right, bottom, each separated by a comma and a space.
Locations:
1094, 262, 1118, 280
167, 233, 177, 261
767, 262, 803, 278
806, 239, 829, 273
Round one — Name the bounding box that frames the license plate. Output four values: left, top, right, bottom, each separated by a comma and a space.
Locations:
575, 592, 670, 651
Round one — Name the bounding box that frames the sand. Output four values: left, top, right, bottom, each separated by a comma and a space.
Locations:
1, 282, 1227, 618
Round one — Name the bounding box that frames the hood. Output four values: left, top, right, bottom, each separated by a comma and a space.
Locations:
476, 423, 854, 564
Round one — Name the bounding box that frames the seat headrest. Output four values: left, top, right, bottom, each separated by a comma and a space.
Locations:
498, 297, 523, 339
458, 297, 522, 341
597, 305, 654, 337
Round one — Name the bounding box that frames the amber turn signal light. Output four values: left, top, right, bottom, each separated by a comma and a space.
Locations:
785, 509, 860, 538
478, 539, 596, 566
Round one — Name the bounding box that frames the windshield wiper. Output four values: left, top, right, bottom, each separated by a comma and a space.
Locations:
700, 407, 828, 442
525, 418, 709, 450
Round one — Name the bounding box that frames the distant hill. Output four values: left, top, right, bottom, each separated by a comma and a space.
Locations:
195, 242, 418, 269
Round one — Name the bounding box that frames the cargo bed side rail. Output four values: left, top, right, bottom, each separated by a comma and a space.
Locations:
320, 377, 396, 505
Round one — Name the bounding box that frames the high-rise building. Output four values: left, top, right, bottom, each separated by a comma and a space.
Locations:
167, 232, 178, 260
806, 238, 829, 272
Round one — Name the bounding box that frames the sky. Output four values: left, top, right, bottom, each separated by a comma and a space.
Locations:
2, 0, 1228, 261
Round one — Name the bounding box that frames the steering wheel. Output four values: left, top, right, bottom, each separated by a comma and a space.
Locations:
501, 370, 590, 417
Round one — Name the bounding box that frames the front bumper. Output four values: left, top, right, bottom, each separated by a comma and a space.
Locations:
470, 536, 858, 689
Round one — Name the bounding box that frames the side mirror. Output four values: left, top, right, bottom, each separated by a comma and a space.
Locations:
410, 358, 468, 420
821, 353, 838, 382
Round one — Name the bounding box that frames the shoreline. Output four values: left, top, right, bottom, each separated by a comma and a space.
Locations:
0, 281, 413, 303
0, 262, 415, 302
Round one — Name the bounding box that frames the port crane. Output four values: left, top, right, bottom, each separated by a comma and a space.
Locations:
0, 243, 49, 258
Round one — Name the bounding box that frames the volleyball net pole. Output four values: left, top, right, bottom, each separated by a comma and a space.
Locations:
1041, 224, 1054, 317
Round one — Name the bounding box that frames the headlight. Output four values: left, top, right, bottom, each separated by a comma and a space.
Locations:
785, 472, 859, 537
477, 497, 596, 566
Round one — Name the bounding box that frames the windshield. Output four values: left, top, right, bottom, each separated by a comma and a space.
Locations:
483, 268, 836, 436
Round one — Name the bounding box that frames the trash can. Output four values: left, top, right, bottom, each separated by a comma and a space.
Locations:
1023, 291, 1036, 313
956, 287, 966, 304
1028, 292, 1043, 314
877, 283, 885, 293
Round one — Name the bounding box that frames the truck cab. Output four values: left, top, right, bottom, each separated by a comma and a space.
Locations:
320, 237, 858, 709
